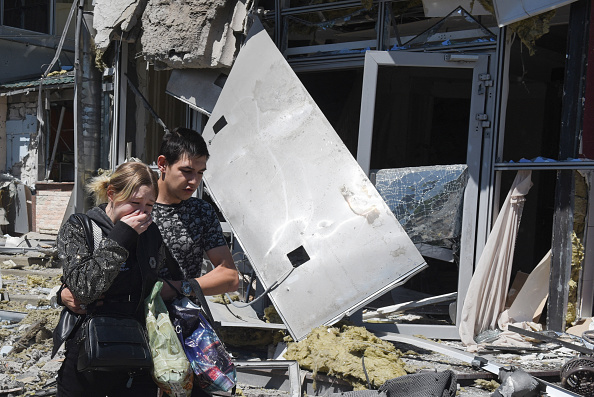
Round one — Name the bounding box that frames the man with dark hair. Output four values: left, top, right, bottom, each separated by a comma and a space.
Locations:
154, 126, 239, 300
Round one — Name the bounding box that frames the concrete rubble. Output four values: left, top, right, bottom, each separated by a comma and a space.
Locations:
93, 0, 251, 70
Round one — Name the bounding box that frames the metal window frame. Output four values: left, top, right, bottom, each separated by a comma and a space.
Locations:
0, 0, 54, 34
269, 0, 499, 71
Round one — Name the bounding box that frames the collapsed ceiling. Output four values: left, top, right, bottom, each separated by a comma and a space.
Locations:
92, 0, 250, 70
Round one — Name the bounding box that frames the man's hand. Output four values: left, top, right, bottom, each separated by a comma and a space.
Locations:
60, 286, 87, 314
160, 279, 182, 301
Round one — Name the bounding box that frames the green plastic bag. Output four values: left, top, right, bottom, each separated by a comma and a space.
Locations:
145, 281, 194, 397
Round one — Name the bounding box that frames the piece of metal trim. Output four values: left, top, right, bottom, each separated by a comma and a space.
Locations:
218, 321, 286, 330
234, 360, 301, 397
494, 161, 594, 170
0, 82, 74, 97
0, 247, 44, 254
0, 310, 27, 323
507, 325, 594, 355
376, 332, 582, 397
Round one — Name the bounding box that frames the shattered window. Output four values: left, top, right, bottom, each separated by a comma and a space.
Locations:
374, 164, 468, 250
286, 5, 379, 51
3, 0, 50, 33
393, 6, 496, 51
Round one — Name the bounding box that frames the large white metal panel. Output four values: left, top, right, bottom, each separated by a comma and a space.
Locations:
201, 21, 426, 342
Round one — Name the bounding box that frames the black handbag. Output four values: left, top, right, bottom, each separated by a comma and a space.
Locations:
77, 314, 152, 372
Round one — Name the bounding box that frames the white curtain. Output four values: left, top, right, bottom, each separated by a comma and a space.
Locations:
498, 250, 551, 328
459, 170, 533, 347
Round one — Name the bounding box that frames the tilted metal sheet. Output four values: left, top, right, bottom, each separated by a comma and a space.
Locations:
201, 21, 426, 342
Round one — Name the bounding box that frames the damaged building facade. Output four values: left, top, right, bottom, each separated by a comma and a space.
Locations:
0, 0, 593, 343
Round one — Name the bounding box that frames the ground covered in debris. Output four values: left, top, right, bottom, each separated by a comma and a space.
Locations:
0, 253, 582, 397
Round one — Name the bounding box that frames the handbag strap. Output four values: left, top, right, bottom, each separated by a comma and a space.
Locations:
64, 213, 144, 316
70, 214, 96, 252
162, 251, 217, 326
61, 214, 97, 284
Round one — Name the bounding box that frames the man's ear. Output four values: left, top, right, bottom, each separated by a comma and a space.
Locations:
157, 155, 168, 173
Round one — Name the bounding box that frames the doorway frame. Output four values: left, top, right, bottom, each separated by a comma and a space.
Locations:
356, 50, 498, 338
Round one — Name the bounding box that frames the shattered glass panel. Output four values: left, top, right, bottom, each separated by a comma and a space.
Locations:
374, 165, 468, 249
287, 6, 378, 50
393, 6, 496, 51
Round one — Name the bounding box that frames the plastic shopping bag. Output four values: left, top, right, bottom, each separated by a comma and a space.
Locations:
145, 281, 194, 397
168, 296, 236, 393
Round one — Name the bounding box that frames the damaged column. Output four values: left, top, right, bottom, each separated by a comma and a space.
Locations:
74, 0, 101, 212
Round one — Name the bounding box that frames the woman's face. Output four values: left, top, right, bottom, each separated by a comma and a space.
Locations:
107, 185, 156, 224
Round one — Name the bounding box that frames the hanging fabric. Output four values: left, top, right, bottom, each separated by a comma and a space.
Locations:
458, 170, 532, 349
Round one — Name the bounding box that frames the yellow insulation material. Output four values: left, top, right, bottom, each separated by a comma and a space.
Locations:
284, 325, 407, 389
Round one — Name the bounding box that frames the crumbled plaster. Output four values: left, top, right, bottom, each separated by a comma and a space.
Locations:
8, 104, 25, 120
19, 148, 39, 188
139, 0, 251, 70
6, 103, 39, 187
92, 0, 148, 51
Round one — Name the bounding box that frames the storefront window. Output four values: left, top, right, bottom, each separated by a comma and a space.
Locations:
3, 0, 50, 33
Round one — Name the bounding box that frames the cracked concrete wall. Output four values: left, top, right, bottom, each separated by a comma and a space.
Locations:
93, 0, 251, 69
138, 0, 250, 70
6, 102, 38, 187
93, 0, 148, 51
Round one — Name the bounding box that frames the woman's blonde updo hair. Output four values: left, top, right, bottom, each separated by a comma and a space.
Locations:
85, 161, 159, 206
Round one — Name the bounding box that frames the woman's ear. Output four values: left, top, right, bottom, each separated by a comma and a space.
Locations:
106, 186, 115, 203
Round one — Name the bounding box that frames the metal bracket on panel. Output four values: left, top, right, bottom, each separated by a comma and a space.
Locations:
471, 356, 488, 370
476, 113, 491, 128
212, 116, 228, 134
102, 67, 114, 92
444, 54, 479, 62
287, 245, 310, 268
479, 73, 493, 86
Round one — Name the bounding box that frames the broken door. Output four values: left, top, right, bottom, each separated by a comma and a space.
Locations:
201, 21, 427, 342
357, 50, 496, 337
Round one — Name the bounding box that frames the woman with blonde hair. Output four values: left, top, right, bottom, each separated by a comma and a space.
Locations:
53, 161, 163, 397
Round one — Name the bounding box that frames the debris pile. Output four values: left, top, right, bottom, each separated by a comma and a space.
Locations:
0, 286, 63, 395
0, 241, 591, 397
284, 325, 407, 390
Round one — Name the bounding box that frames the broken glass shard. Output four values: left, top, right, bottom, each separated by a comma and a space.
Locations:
374, 164, 468, 250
